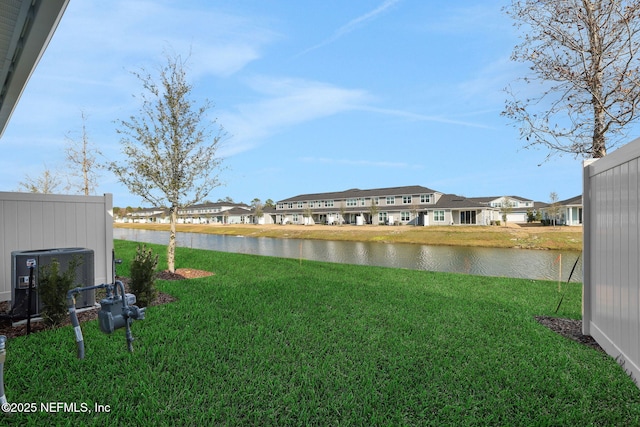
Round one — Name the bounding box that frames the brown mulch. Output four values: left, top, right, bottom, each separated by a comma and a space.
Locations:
535, 316, 605, 352
0, 269, 213, 340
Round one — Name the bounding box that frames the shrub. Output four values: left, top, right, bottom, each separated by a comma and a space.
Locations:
38, 257, 81, 326
130, 244, 158, 307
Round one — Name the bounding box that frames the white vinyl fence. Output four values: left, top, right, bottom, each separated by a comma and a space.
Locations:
583, 138, 640, 384
0, 192, 113, 302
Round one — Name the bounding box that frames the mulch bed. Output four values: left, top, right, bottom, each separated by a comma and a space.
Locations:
535, 316, 604, 352
0, 269, 213, 340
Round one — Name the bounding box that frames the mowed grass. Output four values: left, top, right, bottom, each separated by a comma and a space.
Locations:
2, 240, 638, 426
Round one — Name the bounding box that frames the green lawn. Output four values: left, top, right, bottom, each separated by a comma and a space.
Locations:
2, 240, 639, 426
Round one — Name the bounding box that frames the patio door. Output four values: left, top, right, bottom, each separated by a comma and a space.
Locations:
460, 210, 476, 225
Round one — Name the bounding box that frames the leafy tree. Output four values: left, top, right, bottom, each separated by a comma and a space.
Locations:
110, 52, 226, 273
368, 199, 379, 225
65, 110, 102, 195
264, 199, 275, 208
499, 197, 514, 226
251, 198, 264, 223
503, 0, 640, 159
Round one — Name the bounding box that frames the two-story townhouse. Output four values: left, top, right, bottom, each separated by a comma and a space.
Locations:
275, 185, 499, 226
178, 202, 252, 224
125, 207, 169, 223
468, 196, 536, 223
276, 185, 443, 225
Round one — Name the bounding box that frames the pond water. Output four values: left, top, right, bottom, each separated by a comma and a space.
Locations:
113, 228, 583, 282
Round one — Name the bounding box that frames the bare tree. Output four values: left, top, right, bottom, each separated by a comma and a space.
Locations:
548, 191, 561, 228
503, 0, 640, 159
110, 52, 226, 273
17, 165, 62, 194
65, 111, 102, 195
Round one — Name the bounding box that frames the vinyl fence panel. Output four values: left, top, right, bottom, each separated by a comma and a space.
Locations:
584, 138, 640, 384
0, 192, 113, 303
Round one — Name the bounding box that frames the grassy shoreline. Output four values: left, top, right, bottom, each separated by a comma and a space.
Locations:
115, 222, 583, 251
3, 240, 636, 425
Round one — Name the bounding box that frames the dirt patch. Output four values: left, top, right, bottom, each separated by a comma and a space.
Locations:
535, 316, 604, 352
157, 268, 214, 281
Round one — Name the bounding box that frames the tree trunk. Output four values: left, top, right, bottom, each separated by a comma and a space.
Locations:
168, 207, 177, 273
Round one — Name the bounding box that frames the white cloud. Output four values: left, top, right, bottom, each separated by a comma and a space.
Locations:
300, 0, 402, 55
299, 157, 422, 169
219, 76, 372, 156
359, 106, 494, 129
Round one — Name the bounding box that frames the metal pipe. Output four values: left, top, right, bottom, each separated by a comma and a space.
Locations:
26, 266, 34, 335
67, 284, 108, 359
115, 280, 135, 353
67, 290, 85, 359
0, 335, 7, 407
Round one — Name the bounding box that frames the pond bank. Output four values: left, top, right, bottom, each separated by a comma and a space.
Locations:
114, 222, 583, 251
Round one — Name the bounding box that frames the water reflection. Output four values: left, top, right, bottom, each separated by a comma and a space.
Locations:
114, 228, 582, 282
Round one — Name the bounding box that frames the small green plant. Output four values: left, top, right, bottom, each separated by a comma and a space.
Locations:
38, 257, 81, 326
130, 244, 158, 307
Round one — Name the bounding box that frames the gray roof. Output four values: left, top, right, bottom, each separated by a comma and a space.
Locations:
435, 194, 493, 210
278, 185, 440, 203
468, 195, 533, 204
558, 195, 582, 206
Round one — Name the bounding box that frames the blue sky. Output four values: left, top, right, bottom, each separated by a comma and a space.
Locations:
0, 0, 606, 208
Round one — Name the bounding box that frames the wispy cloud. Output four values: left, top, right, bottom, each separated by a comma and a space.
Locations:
219, 76, 371, 156
299, 156, 422, 169
359, 106, 494, 129
299, 0, 402, 55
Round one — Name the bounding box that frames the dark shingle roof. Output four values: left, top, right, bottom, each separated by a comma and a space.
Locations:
435, 194, 491, 209
558, 195, 582, 206
278, 185, 440, 203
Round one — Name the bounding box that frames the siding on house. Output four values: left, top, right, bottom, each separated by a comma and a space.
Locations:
468, 196, 536, 223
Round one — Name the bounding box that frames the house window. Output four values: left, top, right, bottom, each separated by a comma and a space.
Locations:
287, 202, 293, 209
421, 194, 432, 203
297, 202, 303, 208
347, 198, 357, 207
403, 196, 412, 204
277, 203, 284, 209
401, 211, 410, 221
309, 201, 315, 208
386, 196, 395, 205
460, 211, 476, 225
379, 212, 388, 223
360, 198, 365, 206
293, 214, 299, 222
325, 200, 334, 207
434, 210, 445, 222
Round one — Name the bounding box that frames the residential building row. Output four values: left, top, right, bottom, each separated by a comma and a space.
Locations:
117, 185, 582, 227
